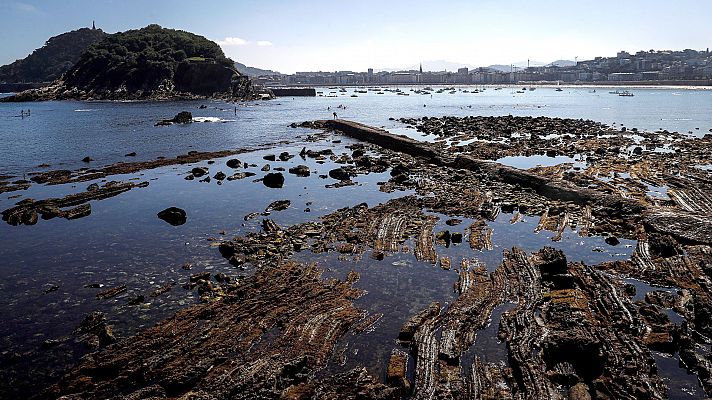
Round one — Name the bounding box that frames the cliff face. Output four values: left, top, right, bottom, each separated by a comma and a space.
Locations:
2, 25, 258, 101
174, 62, 235, 95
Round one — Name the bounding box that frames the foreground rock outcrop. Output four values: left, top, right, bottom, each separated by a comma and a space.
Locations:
38, 262, 397, 399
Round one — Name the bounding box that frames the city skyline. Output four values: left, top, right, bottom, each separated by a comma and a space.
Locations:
1, 0, 711, 74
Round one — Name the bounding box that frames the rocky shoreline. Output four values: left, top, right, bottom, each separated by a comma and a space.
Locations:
0, 78, 263, 102
5, 115, 712, 399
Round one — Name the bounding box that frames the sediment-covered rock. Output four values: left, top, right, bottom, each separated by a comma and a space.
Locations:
37, 262, 394, 399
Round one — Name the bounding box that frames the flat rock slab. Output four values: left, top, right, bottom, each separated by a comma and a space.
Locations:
644, 210, 712, 245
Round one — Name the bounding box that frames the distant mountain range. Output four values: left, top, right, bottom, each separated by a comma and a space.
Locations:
487, 60, 576, 72
376, 59, 575, 73
234, 62, 281, 77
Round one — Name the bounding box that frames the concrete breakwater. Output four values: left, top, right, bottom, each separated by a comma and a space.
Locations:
269, 87, 316, 97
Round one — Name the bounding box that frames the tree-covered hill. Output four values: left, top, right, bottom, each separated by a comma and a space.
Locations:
3, 24, 257, 101
0, 27, 107, 83
64, 24, 236, 93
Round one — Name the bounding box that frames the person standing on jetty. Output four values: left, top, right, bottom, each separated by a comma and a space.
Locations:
333, 111, 337, 119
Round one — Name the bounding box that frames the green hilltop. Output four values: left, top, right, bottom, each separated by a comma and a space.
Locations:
0, 27, 107, 83
4, 24, 257, 101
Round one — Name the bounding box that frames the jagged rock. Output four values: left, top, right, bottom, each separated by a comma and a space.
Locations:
227, 172, 255, 181
95, 285, 127, 300
156, 111, 192, 126
386, 350, 410, 392
399, 302, 440, 342
73, 311, 115, 348
265, 200, 290, 212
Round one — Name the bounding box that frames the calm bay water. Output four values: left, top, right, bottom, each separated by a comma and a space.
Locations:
1, 86, 711, 176
0, 86, 709, 398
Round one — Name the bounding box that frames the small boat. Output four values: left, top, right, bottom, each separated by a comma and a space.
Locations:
516, 90, 525, 94
350, 94, 358, 97
528, 87, 536, 91
355, 90, 367, 93
618, 91, 634, 97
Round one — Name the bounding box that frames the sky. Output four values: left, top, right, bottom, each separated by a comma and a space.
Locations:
1, 0, 710, 74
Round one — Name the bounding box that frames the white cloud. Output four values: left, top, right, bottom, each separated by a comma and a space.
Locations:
256, 40, 273, 47
217, 37, 248, 46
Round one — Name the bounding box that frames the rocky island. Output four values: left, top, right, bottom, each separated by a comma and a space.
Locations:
1, 24, 257, 102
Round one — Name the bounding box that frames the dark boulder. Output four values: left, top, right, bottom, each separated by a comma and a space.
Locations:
173, 111, 193, 124
263, 172, 285, 188
156, 111, 193, 126
279, 152, 294, 161
226, 159, 241, 168
191, 167, 208, 177
329, 168, 351, 181
288, 165, 311, 177
157, 207, 187, 226
604, 236, 620, 246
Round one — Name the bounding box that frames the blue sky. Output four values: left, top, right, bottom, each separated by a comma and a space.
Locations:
1, 0, 710, 73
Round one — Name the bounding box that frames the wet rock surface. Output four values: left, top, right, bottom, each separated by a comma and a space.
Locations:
1, 181, 139, 226
37, 262, 397, 400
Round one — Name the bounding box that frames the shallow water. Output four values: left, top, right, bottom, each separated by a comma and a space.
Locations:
2, 86, 712, 176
